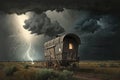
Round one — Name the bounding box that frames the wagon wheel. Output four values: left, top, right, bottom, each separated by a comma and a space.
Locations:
53, 60, 61, 70
70, 62, 79, 71
46, 61, 52, 68
46, 61, 49, 68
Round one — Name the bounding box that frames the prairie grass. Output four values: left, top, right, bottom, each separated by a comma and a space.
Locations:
0, 61, 120, 80
4, 65, 17, 76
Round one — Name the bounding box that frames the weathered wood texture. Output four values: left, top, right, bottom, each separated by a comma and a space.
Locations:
44, 33, 80, 66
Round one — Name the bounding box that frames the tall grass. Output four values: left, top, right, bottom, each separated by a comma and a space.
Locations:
4, 66, 17, 76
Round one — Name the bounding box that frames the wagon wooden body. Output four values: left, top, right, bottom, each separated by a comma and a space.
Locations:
44, 33, 80, 67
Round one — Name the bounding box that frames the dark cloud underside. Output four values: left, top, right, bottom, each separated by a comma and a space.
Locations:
74, 14, 120, 60
0, 0, 120, 14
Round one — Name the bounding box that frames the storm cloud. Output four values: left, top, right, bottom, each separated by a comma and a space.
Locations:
74, 14, 120, 60
0, 0, 120, 14
0, 0, 120, 61
23, 12, 65, 37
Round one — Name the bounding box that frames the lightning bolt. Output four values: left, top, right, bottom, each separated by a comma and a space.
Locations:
11, 14, 35, 63
25, 42, 34, 64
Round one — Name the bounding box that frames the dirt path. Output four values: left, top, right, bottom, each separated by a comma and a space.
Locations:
74, 73, 102, 80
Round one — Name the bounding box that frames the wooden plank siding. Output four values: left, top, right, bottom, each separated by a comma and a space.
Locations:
44, 33, 80, 66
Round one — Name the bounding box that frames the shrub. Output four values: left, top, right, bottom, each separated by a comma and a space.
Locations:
109, 63, 118, 67
78, 68, 95, 73
0, 63, 4, 69
24, 64, 29, 69
4, 66, 17, 76
99, 63, 106, 67
34, 69, 76, 80
35, 69, 56, 80
57, 70, 74, 80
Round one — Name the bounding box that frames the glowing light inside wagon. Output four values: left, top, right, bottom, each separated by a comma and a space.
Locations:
69, 43, 73, 49
59, 48, 62, 52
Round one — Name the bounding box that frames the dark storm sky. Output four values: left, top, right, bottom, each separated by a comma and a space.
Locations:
0, 0, 120, 61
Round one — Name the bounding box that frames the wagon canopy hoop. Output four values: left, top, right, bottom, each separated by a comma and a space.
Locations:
63, 33, 80, 44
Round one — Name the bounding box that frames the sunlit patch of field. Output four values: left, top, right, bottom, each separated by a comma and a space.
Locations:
79, 61, 120, 73
77, 61, 120, 80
